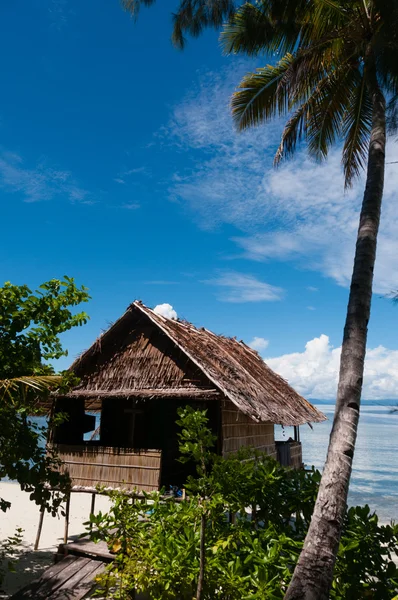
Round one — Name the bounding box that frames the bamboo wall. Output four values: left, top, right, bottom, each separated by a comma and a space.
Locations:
54, 444, 162, 492
288, 441, 302, 469
221, 401, 276, 458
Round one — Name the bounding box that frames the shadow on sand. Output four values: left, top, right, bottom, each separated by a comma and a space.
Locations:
1, 543, 54, 598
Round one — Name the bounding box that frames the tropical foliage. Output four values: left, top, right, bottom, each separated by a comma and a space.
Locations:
87, 409, 398, 599
0, 277, 90, 513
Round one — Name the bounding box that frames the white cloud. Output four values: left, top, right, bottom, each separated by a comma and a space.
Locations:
0, 150, 90, 203
164, 63, 398, 293
153, 303, 178, 320
115, 166, 150, 183
122, 203, 140, 210
248, 337, 269, 353
307, 306, 316, 311
204, 271, 284, 303
307, 286, 318, 292
266, 334, 398, 400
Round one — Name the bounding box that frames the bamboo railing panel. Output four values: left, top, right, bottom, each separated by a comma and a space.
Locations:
288, 441, 302, 469
55, 444, 162, 492
275, 441, 302, 469
221, 402, 276, 458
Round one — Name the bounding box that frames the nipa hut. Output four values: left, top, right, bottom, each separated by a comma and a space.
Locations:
50, 301, 326, 495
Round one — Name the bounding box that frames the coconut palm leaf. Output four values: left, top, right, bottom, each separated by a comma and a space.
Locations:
220, 1, 304, 57
171, 0, 236, 48
342, 73, 373, 185
231, 55, 295, 130
121, 0, 156, 19
306, 66, 358, 162
231, 43, 341, 131
274, 65, 354, 163
0, 375, 62, 401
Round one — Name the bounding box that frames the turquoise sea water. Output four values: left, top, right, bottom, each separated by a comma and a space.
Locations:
291, 400, 398, 523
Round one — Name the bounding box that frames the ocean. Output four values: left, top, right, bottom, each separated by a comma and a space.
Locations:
288, 400, 398, 523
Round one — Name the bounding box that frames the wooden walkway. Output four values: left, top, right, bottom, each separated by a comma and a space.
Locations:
10, 538, 112, 600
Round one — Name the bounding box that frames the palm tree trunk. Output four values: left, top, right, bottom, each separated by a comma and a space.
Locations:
284, 74, 386, 600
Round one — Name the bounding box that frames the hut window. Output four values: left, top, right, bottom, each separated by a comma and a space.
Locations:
83, 412, 100, 441
82, 412, 97, 440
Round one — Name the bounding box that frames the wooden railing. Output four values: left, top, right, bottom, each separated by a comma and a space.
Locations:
54, 444, 162, 492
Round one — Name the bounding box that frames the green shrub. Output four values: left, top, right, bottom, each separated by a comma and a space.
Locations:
87, 409, 398, 599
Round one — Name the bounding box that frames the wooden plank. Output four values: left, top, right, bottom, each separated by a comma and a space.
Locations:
73, 562, 106, 599
10, 555, 79, 599
50, 559, 105, 600
33, 557, 91, 599
60, 538, 114, 562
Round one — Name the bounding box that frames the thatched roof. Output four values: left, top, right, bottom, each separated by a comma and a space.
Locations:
68, 301, 326, 426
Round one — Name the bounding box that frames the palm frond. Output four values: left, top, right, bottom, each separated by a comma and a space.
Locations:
232, 45, 337, 131
341, 72, 372, 186
306, 66, 357, 162
171, 0, 236, 49
274, 62, 358, 165
0, 376, 62, 401
386, 94, 398, 136
274, 71, 336, 164
121, 0, 156, 20
311, 0, 351, 37
231, 55, 295, 131
274, 102, 313, 165
221, 2, 301, 57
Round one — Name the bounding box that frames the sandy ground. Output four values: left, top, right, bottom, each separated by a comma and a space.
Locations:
0, 481, 112, 597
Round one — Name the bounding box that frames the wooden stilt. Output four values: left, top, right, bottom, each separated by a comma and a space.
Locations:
64, 493, 71, 545
34, 399, 54, 552
89, 492, 96, 531
34, 506, 45, 551
90, 492, 96, 517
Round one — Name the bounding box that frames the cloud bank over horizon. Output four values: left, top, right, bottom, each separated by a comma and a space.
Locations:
165, 62, 398, 294
266, 334, 398, 400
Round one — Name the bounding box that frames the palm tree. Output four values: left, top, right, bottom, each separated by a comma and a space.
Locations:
219, 1, 397, 597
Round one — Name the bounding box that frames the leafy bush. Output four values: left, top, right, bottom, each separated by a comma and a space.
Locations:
87, 409, 398, 599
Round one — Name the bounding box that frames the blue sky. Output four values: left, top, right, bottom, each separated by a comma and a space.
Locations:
2, 0, 398, 399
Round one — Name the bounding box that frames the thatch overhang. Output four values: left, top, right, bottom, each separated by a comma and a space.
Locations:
61, 301, 326, 426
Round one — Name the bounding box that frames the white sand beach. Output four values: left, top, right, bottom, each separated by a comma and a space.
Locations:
0, 482, 112, 597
